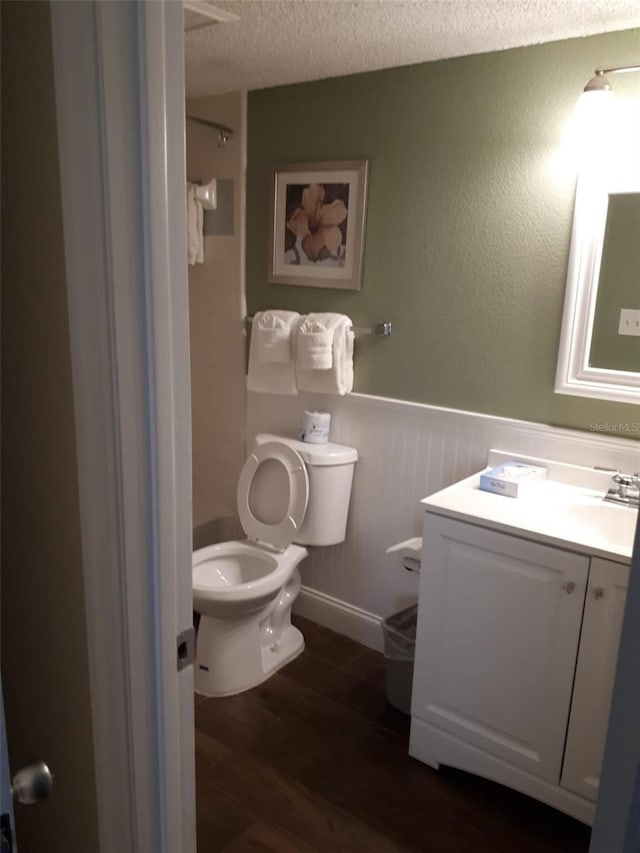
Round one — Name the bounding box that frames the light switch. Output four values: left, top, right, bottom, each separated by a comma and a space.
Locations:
618, 309, 640, 337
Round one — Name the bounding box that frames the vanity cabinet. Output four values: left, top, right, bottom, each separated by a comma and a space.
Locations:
561, 558, 628, 801
410, 513, 630, 825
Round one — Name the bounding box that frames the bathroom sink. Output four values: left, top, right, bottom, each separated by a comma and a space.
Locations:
545, 500, 638, 552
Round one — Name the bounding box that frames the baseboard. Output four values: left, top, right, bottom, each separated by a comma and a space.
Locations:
294, 585, 384, 652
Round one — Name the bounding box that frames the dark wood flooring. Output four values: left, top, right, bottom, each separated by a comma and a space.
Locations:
195, 615, 591, 852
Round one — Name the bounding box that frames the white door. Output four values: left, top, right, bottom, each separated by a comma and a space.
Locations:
411, 514, 589, 781
561, 558, 629, 801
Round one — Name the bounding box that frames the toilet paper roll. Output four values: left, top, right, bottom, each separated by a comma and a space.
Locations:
299, 410, 331, 444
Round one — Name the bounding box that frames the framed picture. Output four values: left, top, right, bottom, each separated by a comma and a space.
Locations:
267, 160, 368, 290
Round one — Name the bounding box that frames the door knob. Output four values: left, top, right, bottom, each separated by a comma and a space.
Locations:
562, 581, 576, 594
12, 760, 53, 805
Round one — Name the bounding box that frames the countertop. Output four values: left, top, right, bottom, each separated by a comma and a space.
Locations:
421, 452, 638, 565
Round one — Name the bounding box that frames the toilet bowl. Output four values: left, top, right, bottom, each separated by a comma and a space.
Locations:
192, 434, 357, 697
193, 540, 307, 696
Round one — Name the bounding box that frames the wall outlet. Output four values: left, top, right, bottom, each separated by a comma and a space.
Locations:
618, 309, 640, 337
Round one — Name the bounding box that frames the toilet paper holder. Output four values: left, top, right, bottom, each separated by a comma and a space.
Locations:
386, 537, 422, 574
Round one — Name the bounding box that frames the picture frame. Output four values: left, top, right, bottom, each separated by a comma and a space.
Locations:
267, 160, 369, 290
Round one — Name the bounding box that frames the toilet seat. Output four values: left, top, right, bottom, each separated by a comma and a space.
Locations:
237, 441, 309, 551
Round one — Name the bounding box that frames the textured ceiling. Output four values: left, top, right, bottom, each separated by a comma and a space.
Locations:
184, 0, 640, 98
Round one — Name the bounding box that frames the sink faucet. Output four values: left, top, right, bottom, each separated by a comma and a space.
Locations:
604, 472, 640, 508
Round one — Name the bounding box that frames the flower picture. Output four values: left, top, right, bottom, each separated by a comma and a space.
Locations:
268, 161, 368, 290
285, 182, 349, 266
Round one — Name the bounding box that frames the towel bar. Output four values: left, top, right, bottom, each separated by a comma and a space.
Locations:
245, 316, 392, 337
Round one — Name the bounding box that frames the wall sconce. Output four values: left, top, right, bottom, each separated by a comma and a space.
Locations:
565, 62, 640, 178
582, 63, 640, 95
578, 63, 640, 122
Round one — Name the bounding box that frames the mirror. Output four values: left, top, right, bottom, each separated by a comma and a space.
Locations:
555, 174, 640, 404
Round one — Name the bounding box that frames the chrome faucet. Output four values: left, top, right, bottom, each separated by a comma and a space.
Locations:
603, 471, 640, 508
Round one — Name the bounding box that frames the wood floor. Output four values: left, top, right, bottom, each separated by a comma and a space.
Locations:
195, 615, 591, 852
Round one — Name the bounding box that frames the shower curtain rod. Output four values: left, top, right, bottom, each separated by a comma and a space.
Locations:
186, 114, 234, 145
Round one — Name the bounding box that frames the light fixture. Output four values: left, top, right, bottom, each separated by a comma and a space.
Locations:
582, 63, 640, 94
553, 61, 640, 184
568, 62, 640, 172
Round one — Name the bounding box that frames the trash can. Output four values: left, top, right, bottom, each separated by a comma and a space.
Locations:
382, 603, 417, 715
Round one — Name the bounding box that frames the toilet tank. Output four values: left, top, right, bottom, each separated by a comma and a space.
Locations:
255, 433, 357, 546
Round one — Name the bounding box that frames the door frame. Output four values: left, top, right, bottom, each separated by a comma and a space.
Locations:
50, 2, 194, 851
47, 1, 640, 851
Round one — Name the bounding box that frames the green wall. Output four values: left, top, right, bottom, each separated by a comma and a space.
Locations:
247, 30, 640, 438
589, 192, 640, 372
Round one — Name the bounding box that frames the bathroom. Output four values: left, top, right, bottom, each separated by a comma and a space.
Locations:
1, 2, 639, 852
184, 6, 640, 852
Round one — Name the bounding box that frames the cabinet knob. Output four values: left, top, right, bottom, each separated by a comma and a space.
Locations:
562, 581, 576, 594
593, 586, 605, 600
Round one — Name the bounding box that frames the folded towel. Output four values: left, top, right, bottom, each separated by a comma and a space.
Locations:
297, 314, 341, 370
247, 310, 300, 395
186, 182, 204, 265
254, 310, 298, 363
296, 313, 354, 396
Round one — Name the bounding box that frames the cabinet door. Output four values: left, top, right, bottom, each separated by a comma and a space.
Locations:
412, 514, 589, 781
561, 558, 629, 801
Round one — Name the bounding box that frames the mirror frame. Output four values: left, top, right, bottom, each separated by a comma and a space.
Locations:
555, 173, 640, 404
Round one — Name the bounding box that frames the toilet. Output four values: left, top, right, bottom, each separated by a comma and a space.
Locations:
192, 433, 358, 697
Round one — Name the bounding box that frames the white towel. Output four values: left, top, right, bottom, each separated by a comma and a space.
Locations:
297, 314, 340, 370
186, 182, 204, 265
296, 314, 354, 396
254, 310, 298, 363
247, 310, 299, 395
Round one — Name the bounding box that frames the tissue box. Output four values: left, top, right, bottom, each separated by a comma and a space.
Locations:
480, 461, 547, 498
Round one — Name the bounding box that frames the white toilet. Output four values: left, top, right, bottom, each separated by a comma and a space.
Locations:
192, 433, 358, 697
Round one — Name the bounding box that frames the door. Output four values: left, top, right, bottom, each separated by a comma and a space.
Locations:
561, 557, 629, 801
1, 681, 54, 853
1, 682, 15, 853
411, 514, 589, 781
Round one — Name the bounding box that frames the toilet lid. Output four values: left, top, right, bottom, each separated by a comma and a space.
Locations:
237, 441, 309, 551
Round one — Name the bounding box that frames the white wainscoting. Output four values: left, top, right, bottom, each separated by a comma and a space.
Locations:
247, 390, 639, 650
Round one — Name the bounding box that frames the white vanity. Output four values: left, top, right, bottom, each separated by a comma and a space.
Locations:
409, 451, 638, 825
